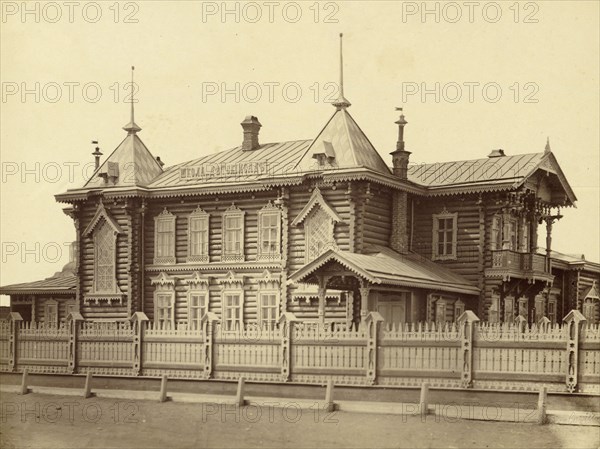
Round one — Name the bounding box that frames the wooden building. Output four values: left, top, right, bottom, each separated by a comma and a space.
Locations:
2, 52, 598, 328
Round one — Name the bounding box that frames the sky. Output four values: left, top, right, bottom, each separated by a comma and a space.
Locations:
1, 1, 599, 305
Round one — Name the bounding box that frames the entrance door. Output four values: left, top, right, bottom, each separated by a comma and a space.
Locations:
376, 297, 406, 326
12, 304, 32, 322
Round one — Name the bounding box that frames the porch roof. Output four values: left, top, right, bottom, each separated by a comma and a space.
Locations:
290, 246, 480, 296
0, 262, 77, 296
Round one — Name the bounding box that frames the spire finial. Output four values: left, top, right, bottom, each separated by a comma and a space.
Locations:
123, 65, 142, 135
332, 33, 351, 110
544, 136, 551, 154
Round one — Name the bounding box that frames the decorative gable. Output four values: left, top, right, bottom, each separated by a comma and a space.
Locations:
291, 187, 342, 226
83, 200, 123, 237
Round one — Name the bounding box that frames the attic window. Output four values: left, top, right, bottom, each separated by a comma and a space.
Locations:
312, 141, 336, 166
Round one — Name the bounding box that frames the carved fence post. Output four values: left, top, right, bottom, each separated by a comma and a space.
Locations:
67, 312, 84, 374
278, 312, 298, 382
365, 311, 384, 385
201, 312, 220, 379
8, 312, 23, 372
457, 310, 480, 388
130, 312, 149, 376
563, 310, 586, 393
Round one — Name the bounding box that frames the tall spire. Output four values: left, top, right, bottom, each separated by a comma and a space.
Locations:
544, 136, 551, 154
332, 33, 351, 110
123, 66, 142, 135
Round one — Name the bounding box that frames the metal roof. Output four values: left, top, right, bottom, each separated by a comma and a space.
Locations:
84, 133, 164, 188
290, 246, 479, 295
407, 153, 545, 188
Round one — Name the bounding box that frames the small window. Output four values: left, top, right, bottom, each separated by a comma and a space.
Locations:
507, 218, 518, 251
188, 293, 207, 329
519, 216, 529, 253
435, 298, 446, 324
258, 203, 281, 261
454, 299, 465, 320
222, 204, 244, 262
64, 301, 77, 321
547, 299, 557, 323
489, 292, 500, 323
517, 296, 528, 318
222, 292, 243, 331
259, 292, 279, 328
155, 209, 176, 264
188, 207, 209, 263
155, 292, 174, 325
582, 300, 596, 322
432, 212, 458, 260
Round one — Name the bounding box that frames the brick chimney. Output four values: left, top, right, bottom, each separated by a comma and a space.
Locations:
241, 116, 261, 151
389, 109, 411, 179
389, 109, 410, 254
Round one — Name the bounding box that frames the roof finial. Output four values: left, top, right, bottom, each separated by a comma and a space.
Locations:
123, 65, 142, 135
544, 136, 551, 154
332, 33, 351, 110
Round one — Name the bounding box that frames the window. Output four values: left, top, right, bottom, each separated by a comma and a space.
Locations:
45, 300, 58, 327
582, 300, 596, 322
534, 294, 545, 321
547, 299, 557, 323
519, 217, 529, 252
504, 296, 515, 323
188, 207, 209, 263
454, 300, 465, 320
432, 211, 458, 260
188, 293, 207, 329
259, 292, 279, 328
517, 296, 528, 318
63, 301, 77, 322
507, 218, 518, 251
435, 298, 447, 324
222, 204, 245, 262
223, 293, 243, 330
258, 203, 281, 261
491, 215, 502, 251
155, 209, 176, 264
95, 220, 116, 292
306, 207, 335, 262
155, 293, 174, 325
489, 292, 500, 323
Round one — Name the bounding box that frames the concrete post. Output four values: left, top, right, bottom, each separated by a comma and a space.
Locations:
159, 375, 168, 403
236, 377, 246, 407
19, 368, 29, 395
325, 379, 335, 412
537, 386, 547, 425
83, 371, 93, 398
419, 383, 430, 416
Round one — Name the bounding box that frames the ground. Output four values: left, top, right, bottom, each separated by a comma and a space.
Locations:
1, 392, 598, 449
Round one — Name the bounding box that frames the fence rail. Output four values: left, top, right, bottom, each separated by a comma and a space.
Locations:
0, 310, 598, 393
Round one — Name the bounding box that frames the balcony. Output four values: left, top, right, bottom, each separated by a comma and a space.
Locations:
485, 250, 553, 283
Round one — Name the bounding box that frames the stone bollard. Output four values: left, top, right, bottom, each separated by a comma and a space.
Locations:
159, 375, 168, 403
419, 383, 430, 416
236, 377, 246, 407
83, 371, 93, 399
325, 379, 335, 412
19, 369, 29, 395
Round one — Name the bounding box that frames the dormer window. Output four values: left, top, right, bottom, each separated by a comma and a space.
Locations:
155, 208, 176, 265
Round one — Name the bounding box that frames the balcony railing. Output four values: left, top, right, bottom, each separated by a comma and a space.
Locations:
491, 250, 549, 273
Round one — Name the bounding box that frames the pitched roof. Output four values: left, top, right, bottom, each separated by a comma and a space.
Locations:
294, 109, 392, 175
84, 133, 164, 188
290, 246, 479, 295
407, 152, 576, 203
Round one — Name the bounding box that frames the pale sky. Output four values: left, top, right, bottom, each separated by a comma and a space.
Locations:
1, 1, 599, 305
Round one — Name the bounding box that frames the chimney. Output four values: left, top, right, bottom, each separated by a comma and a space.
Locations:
390, 109, 411, 179
91, 141, 103, 170
488, 149, 506, 158
241, 116, 261, 151
156, 156, 165, 167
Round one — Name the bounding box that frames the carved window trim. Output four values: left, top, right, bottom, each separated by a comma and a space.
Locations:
258, 270, 280, 327
489, 290, 500, 324
491, 215, 502, 251
547, 297, 557, 323
219, 271, 245, 330
151, 272, 176, 325
154, 208, 176, 265
222, 204, 245, 263
504, 295, 515, 323
435, 297, 447, 324
257, 202, 282, 262
187, 206, 209, 263
454, 299, 465, 320
185, 272, 210, 329
305, 207, 336, 263
432, 211, 458, 261
63, 300, 77, 322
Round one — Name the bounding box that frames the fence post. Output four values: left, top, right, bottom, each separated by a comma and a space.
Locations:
563, 310, 586, 393
67, 312, 84, 374
365, 311, 384, 385
325, 378, 335, 412
201, 312, 220, 379
7, 312, 23, 372
130, 312, 150, 376
457, 310, 480, 388
537, 386, 547, 424
278, 312, 298, 382
419, 383, 430, 416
